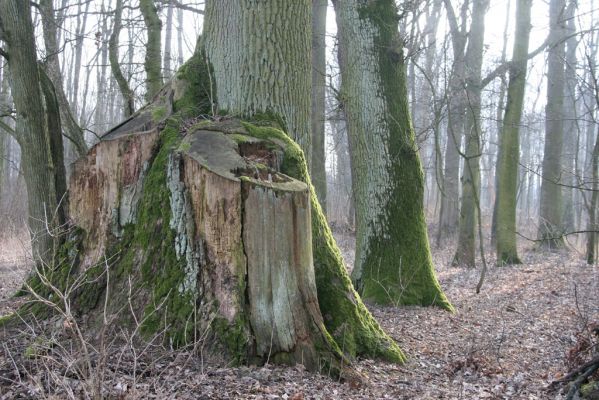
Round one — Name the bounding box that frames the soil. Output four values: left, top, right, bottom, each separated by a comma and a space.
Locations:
0, 230, 597, 399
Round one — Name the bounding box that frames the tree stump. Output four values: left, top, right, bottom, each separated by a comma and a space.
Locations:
66, 114, 341, 371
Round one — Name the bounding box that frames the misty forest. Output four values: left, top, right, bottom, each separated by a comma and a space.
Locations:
0, 0, 598, 398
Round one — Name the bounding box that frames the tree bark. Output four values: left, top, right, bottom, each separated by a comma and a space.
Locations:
140, 0, 164, 102
333, 0, 452, 309
204, 0, 312, 162
538, 0, 567, 248
496, 0, 533, 265
109, 0, 135, 117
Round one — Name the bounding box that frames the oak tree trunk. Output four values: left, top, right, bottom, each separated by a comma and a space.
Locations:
333, 0, 452, 309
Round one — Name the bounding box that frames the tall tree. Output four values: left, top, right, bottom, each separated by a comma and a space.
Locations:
140, 0, 164, 101
452, 0, 490, 267
109, 0, 135, 117
538, 0, 567, 248
496, 0, 534, 265
39, 0, 87, 157
561, 0, 578, 232
437, 0, 469, 242
0, 0, 67, 267
333, 0, 452, 309
311, 0, 327, 213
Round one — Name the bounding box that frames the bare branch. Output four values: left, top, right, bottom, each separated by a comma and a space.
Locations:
160, 0, 204, 14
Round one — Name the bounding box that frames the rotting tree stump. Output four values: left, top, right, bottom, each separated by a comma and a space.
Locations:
67, 113, 343, 371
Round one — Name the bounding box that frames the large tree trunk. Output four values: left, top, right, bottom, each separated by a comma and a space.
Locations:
538, 0, 567, 248
333, 0, 452, 309
452, 0, 489, 267
203, 1, 312, 162
496, 0, 533, 265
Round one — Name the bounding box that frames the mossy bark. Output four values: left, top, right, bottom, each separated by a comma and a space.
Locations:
333, 0, 452, 309
496, 0, 533, 265
139, 0, 163, 102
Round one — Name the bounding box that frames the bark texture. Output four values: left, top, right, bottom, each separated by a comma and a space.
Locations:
109, 0, 135, 117
140, 0, 164, 102
203, 0, 312, 162
496, 0, 533, 265
333, 0, 452, 309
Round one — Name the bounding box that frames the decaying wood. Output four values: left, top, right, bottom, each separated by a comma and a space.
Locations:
67, 108, 342, 371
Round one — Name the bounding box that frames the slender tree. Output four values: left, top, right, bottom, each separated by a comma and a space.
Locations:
0, 0, 67, 267
109, 0, 135, 117
437, 0, 468, 242
311, 0, 327, 213
452, 0, 489, 267
140, 0, 164, 101
496, 0, 534, 265
332, 0, 452, 309
39, 0, 87, 157
538, 0, 567, 248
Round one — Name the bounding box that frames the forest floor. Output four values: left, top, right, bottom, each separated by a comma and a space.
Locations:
0, 229, 597, 399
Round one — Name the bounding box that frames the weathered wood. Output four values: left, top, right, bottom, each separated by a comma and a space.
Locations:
66, 115, 342, 371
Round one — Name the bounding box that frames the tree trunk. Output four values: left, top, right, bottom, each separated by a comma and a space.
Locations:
437, 0, 468, 242
109, 0, 135, 117
0, 0, 67, 266
452, 0, 489, 267
28, 1, 405, 373
586, 125, 599, 264
310, 0, 327, 214
39, 0, 87, 157
140, 0, 163, 102
204, 1, 312, 162
538, 0, 567, 248
561, 0, 578, 233
496, 0, 533, 265
163, 0, 174, 79
333, 0, 452, 309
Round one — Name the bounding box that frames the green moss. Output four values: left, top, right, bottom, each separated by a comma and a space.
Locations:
242, 122, 405, 364
173, 44, 215, 117
212, 315, 250, 364
581, 380, 599, 397
151, 105, 167, 122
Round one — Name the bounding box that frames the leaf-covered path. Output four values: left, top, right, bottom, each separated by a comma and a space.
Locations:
0, 231, 597, 399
